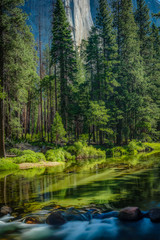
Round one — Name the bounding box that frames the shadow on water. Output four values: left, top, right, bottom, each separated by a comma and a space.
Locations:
0, 152, 160, 213
0, 152, 160, 239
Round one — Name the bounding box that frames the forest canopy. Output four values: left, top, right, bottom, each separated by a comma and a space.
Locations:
0, 0, 160, 157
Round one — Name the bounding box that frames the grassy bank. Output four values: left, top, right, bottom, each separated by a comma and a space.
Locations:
0, 141, 159, 171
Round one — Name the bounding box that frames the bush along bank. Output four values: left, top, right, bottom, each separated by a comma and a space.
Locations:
106, 141, 160, 157
0, 143, 106, 170
0, 141, 159, 171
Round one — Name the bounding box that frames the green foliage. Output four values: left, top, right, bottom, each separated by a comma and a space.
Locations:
0, 158, 19, 171
13, 150, 46, 164
126, 140, 145, 155
67, 142, 106, 159
51, 0, 76, 127
110, 147, 127, 157
9, 148, 23, 156
88, 101, 110, 132
51, 112, 67, 146
45, 148, 75, 162
45, 149, 65, 162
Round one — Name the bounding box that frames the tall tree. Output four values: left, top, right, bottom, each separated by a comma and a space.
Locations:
114, 0, 146, 144
0, 0, 5, 157
51, 0, 76, 130
135, 0, 151, 69
96, 0, 118, 102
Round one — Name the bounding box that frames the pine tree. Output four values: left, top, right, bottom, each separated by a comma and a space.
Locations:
0, 0, 38, 155
115, 0, 145, 144
51, 0, 76, 130
86, 26, 103, 101
135, 0, 151, 68
96, 0, 118, 102
52, 112, 67, 146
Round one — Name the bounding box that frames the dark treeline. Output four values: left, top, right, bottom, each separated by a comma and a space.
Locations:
0, 0, 160, 157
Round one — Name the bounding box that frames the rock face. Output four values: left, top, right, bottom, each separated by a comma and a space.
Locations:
24, 0, 160, 46
118, 207, 142, 221
65, 0, 93, 45
149, 208, 160, 222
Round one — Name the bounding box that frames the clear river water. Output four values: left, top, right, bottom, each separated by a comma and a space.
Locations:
0, 152, 160, 240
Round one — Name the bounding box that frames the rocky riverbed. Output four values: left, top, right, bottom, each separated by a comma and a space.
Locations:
0, 205, 160, 240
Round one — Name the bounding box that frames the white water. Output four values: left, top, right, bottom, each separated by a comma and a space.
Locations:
0, 216, 160, 240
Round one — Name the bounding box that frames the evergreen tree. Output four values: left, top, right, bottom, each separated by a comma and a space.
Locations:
135, 0, 151, 68
86, 26, 103, 101
115, 0, 146, 144
51, 0, 76, 130
52, 112, 67, 146
96, 0, 118, 102
0, 0, 38, 156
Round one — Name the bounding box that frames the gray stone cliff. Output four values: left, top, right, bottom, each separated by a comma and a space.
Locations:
24, 0, 160, 46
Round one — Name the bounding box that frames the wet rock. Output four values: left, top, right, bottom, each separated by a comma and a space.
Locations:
93, 211, 118, 219
64, 208, 92, 221
46, 211, 67, 226
149, 208, 160, 222
24, 216, 42, 224
118, 207, 142, 221
1, 206, 12, 216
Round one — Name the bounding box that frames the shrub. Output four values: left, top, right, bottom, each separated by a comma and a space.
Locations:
9, 148, 23, 156
67, 142, 106, 159
45, 149, 66, 162
63, 151, 75, 161
111, 147, 127, 157
0, 158, 19, 171
13, 151, 46, 164
45, 148, 75, 162
127, 140, 145, 155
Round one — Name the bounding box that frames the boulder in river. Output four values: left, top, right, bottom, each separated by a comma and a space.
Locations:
46, 211, 67, 226
118, 207, 142, 221
0, 206, 12, 216
149, 208, 160, 222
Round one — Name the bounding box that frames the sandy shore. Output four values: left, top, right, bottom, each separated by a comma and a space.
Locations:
19, 162, 63, 170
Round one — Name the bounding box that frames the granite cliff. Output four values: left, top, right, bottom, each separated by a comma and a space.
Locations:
24, 0, 160, 46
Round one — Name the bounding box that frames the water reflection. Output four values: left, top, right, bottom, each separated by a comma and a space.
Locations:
0, 153, 160, 214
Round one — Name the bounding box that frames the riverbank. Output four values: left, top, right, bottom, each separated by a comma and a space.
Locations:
19, 161, 63, 170
0, 141, 160, 171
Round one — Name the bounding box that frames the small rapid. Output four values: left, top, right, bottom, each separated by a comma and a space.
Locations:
0, 215, 160, 240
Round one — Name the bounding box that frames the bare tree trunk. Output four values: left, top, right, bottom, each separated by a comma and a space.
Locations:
39, 13, 43, 140
47, 89, 50, 142
55, 65, 58, 112
44, 97, 47, 138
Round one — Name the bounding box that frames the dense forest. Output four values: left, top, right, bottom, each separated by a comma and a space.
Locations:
0, 0, 160, 158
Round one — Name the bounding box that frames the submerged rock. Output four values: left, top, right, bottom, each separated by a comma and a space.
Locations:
118, 207, 142, 221
46, 211, 67, 226
93, 211, 118, 219
149, 208, 160, 222
25, 217, 42, 224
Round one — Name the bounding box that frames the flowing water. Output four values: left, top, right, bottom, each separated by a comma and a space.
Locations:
0, 152, 160, 239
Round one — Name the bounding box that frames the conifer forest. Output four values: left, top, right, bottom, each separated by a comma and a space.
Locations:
0, 0, 160, 239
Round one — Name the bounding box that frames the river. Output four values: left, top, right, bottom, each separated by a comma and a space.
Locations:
0, 152, 160, 239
